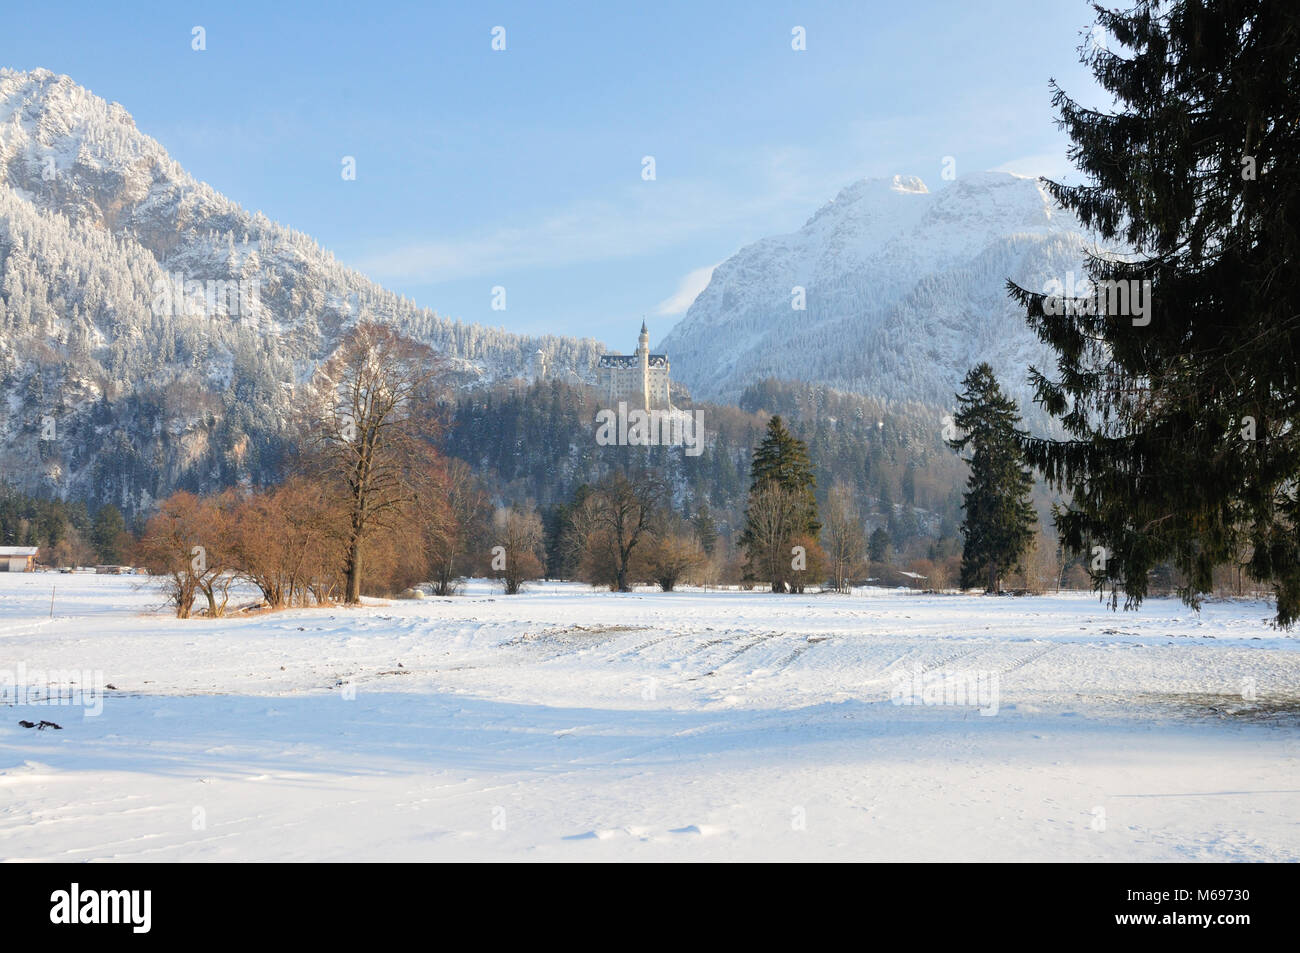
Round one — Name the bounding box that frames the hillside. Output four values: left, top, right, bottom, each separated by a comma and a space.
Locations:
659, 172, 1098, 409
0, 68, 603, 515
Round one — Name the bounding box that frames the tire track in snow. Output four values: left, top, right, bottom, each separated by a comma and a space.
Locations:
865, 643, 988, 683
771, 635, 831, 671
861, 644, 926, 680
692, 632, 786, 679
853, 642, 992, 697
610, 624, 785, 665
998, 642, 1060, 676
916, 643, 990, 674
608, 631, 685, 660
498, 627, 633, 664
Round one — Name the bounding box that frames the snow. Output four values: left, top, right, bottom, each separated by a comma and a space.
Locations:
2, 573, 1298, 861
659, 169, 1108, 408
0, 68, 612, 510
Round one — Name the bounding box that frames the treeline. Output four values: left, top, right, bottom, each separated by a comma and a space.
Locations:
0, 486, 131, 565
8, 323, 1205, 609
5, 326, 1107, 605
129, 323, 481, 614
541, 411, 1031, 595
107, 321, 1004, 614
4, 332, 1088, 605
445, 375, 971, 569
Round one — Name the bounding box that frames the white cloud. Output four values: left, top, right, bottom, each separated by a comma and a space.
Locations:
655, 262, 719, 316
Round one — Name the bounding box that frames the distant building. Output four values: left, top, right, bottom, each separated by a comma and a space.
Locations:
597, 321, 672, 411
0, 546, 38, 572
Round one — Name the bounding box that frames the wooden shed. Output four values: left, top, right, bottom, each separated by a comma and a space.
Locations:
0, 546, 38, 572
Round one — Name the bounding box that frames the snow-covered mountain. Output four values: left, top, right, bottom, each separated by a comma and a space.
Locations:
659, 172, 1095, 408
0, 68, 604, 515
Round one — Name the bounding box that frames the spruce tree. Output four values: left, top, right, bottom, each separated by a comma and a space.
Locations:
691, 502, 718, 556
91, 504, 126, 563
869, 526, 891, 564
741, 415, 820, 591
746, 415, 819, 534
948, 364, 1037, 593
1008, 1, 1300, 623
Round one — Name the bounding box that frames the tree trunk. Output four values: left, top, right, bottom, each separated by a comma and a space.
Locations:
344, 541, 362, 604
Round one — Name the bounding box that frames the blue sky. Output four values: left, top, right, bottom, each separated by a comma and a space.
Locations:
2, 0, 1105, 348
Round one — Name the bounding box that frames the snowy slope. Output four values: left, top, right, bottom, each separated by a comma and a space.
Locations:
2, 574, 1297, 862
661, 172, 1097, 407
0, 68, 604, 513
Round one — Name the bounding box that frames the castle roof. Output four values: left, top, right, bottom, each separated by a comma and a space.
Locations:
598, 353, 668, 368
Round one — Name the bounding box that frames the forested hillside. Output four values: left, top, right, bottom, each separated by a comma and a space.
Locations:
443, 377, 967, 557
0, 68, 604, 517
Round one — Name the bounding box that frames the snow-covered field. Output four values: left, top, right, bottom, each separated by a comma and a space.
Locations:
2, 573, 1298, 862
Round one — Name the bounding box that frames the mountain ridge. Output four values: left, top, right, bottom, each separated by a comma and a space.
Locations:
659, 169, 1097, 409
1, 67, 1092, 519
0, 68, 604, 514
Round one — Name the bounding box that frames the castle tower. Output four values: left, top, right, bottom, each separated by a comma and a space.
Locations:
638, 320, 651, 411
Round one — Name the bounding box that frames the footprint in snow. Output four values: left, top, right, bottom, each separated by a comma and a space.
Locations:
563, 829, 620, 841
669, 824, 725, 836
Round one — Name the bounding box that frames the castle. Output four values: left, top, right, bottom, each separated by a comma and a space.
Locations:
596, 321, 673, 411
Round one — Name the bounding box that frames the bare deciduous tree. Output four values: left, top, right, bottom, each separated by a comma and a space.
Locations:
300, 322, 444, 604
572, 473, 665, 590
492, 504, 545, 595
643, 529, 704, 592
135, 491, 232, 618
428, 459, 491, 596
823, 482, 867, 593
743, 482, 804, 593
233, 477, 346, 608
